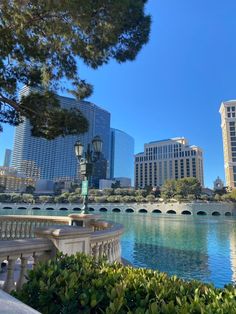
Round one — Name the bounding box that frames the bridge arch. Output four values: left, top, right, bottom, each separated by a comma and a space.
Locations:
212, 211, 221, 216
17, 207, 27, 210
139, 209, 148, 213
181, 210, 192, 215
125, 208, 134, 213
89, 207, 95, 212
152, 209, 162, 214
197, 211, 207, 216
32, 207, 41, 210
73, 207, 81, 211
225, 212, 232, 216
166, 210, 176, 214
112, 208, 121, 212
59, 207, 68, 211
46, 207, 54, 210
99, 207, 108, 212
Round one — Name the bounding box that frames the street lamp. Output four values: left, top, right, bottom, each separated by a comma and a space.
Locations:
74, 136, 103, 214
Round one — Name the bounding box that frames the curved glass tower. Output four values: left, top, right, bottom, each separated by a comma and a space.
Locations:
110, 128, 135, 184
12, 86, 110, 181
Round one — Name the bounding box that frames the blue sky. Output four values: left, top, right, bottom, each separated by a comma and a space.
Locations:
1, 0, 236, 188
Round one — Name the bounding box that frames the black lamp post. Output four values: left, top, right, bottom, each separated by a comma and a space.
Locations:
74, 136, 103, 214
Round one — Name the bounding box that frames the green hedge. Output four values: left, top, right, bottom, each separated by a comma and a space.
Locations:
13, 254, 236, 314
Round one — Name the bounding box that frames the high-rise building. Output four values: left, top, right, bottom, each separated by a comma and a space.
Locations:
0, 167, 36, 192
3, 149, 12, 167
219, 100, 236, 189
12, 86, 111, 183
110, 128, 134, 183
135, 137, 204, 188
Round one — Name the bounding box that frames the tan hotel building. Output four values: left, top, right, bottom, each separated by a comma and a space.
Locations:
220, 100, 236, 189
0, 167, 36, 192
134, 137, 204, 188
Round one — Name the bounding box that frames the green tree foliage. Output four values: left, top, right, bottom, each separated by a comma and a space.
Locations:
176, 178, 202, 199
25, 185, 35, 195
161, 179, 176, 199
22, 193, 34, 203
0, 184, 5, 192
0, 1, 150, 139
146, 194, 155, 203
14, 253, 236, 314
38, 195, 54, 204
111, 180, 121, 189
161, 178, 202, 200
135, 189, 147, 197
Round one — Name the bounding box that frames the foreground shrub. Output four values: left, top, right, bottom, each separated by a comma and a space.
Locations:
14, 253, 236, 314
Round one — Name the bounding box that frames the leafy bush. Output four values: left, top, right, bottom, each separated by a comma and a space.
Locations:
14, 254, 236, 314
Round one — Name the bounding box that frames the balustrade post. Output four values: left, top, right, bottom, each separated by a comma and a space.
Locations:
107, 242, 112, 263
3, 257, 16, 293
16, 256, 28, 291
103, 242, 108, 260
99, 242, 104, 259
114, 239, 119, 261
92, 243, 99, 260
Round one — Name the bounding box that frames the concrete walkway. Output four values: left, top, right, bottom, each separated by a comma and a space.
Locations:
0, 289, 40, 314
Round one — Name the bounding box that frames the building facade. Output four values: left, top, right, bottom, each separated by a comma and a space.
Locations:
213, 176, 224, 191
0, 167, 36, 192
135, 137, 204, 188
219, 100, 236, 189
99, 177, 132, 190
12, 86, 111, 183
110, 128, 134, 183
3, 149, 12, 167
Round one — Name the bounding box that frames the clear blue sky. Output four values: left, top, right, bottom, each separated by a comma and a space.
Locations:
1, 0, 236, 188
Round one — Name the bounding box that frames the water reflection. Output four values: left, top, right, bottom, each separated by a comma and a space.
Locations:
230, 227, 236, 284
103, 213, 236, 287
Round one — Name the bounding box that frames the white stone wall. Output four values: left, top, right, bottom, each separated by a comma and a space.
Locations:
1, 202, 236, 216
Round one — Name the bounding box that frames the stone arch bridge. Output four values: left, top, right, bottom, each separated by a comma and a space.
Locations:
1, 202, 235, 217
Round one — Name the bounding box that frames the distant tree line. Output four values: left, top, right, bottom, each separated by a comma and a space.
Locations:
0, 178, 235, 204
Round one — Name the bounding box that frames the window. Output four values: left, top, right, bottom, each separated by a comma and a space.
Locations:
227, 107, 231, 112
233, 107, 235, 112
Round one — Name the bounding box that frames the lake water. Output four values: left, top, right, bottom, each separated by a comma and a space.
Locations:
1, 209, 236, 287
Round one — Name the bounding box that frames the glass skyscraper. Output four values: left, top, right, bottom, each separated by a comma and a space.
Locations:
12, 86, 111, 181
110, 128, 134, 183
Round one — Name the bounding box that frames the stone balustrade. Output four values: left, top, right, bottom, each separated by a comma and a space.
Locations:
0, 238, 53, 293
0, 214, 103, 240
0, 215, 70, 240
0, 215, 124, 293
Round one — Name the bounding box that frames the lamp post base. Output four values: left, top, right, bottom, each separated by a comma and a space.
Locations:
81, 195, 89, 215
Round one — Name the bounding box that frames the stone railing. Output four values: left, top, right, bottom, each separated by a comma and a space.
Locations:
0, 215, 124, 293
0, 238, 53, 293
0, 214, 105, 240
90, 221, 123, 263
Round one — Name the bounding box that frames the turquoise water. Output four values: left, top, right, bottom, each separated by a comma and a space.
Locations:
1, 209, 236, 287
104, 213, 236, 288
